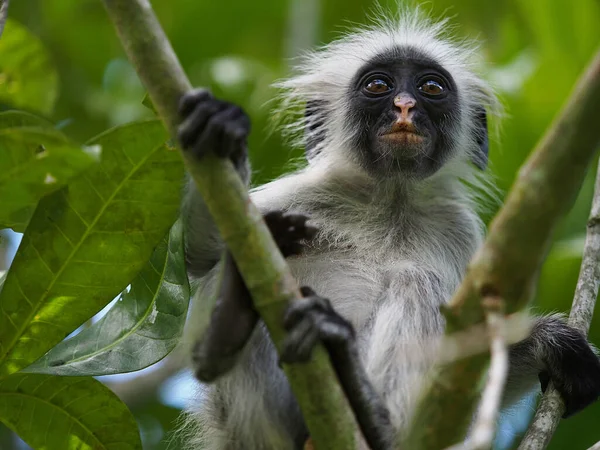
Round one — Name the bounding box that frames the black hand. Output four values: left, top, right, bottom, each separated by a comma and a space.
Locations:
280, 287, 395, 450
263, 211, 317, 258
178, 89, 250, 168
542, 331, 600, 417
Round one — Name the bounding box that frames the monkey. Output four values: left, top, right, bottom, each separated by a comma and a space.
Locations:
177, 9, 600, 450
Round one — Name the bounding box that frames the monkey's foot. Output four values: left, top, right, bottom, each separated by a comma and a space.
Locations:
280, 287, 354, 363
177, 88, 250, 166
539, 330, 600, 417
263, 211, 317, 258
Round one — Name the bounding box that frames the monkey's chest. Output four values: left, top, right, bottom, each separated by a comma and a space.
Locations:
286, 251, 385, 327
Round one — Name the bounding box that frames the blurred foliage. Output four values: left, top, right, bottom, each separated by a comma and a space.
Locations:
0, 0, 598, 449
0, 19, 58, 115
0, 111, 98, 232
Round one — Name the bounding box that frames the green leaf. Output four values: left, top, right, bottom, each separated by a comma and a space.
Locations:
0, 111, 100, 232
0, 120, 185, 377
141, 92, 157, 114
0, 20, 59, 115
0, 373, 142, 450
25, 220, 190, 375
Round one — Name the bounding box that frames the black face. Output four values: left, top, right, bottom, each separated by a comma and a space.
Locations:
347, 47, 460, 178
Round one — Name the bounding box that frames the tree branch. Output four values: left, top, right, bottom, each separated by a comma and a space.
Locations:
405, 49, 600, 449
517, 154, 600, 450
100, 1, 356, 448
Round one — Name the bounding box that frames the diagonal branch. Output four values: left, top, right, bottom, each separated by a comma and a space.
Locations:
100, 1, 357, 449
517, 155, 600, 450
405, 49, 600, 449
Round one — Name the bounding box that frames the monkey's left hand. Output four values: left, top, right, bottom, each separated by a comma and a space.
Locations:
281, 287, 355, 363
281, 287, 395, 450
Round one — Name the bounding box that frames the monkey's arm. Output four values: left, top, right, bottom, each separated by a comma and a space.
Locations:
506, 314, 600, 417
178, 89, 251, 278
281, 290, 395, 450
192, 210, 317, 382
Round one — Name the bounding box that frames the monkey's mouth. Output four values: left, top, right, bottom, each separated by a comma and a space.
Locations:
380, 131, 424, 145
380, 121, 425, 146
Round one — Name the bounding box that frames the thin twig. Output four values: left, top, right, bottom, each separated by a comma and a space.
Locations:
0, 0, 10, 39
444, 298, 509, 450
588, 440, 600, 450
518, 156, 600, 450
439, 312, 529, 365
468, 300, 508, 450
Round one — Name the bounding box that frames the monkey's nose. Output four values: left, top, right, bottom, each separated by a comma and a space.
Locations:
393, 94, 416, 122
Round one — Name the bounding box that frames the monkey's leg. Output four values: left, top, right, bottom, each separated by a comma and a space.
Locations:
281, 288, 395, 450
192, 211, 317, 382
507, 314, 600, 417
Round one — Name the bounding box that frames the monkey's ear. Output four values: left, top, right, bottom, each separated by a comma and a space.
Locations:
304, 100, 327, 161
471, 106, 489, 170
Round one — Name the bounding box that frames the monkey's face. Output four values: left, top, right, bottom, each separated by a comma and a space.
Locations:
347, 48, 460, 179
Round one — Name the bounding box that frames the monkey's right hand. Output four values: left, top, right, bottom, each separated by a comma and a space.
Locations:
177, 89, 250, 168
263, 211, 317, 257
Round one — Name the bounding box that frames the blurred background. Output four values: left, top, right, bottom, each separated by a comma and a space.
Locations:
1, 0, 599, 448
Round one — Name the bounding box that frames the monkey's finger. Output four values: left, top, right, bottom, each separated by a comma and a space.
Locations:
223, 118, 251, 160
283, 297, 313, 330
178, 88, 212, 117
193, 105, 245, 158
300, 286, 316, 297
281, 213, 309, 228
280, 317, 321, 363
287, 328, 320, 362
178, 100, 228, 150
263, 210, 284, 229
317, 315, 355, 346
283, 295, 331, 329
278, 241, 304, 258
281, 224, 316, 243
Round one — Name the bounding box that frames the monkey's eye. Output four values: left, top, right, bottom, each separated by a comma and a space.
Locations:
364, 78, 392, 95
418, 79, 445, 97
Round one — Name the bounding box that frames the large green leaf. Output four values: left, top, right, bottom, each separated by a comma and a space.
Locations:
0, 20, 58, 115
0, 373, 141, 450
0, 111, 99, 232
0, 120, 185, 377
25, 220, 189, 375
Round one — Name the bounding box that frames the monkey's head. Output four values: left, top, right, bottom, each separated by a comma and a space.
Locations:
276, 8, 498, 181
